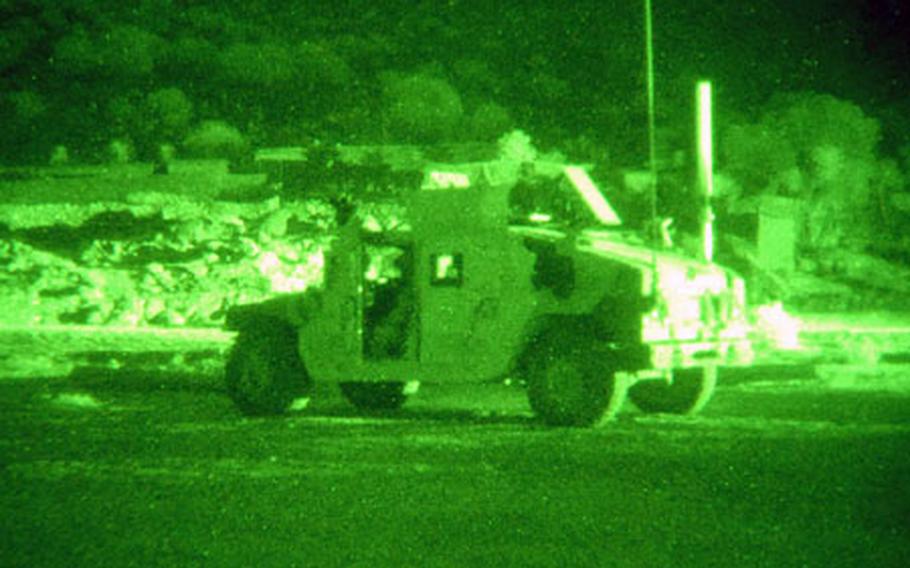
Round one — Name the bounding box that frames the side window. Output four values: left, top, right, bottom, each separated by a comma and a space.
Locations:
430, 253, 463, 287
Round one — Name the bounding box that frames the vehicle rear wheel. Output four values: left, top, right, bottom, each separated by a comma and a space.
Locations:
525, 340, 627, 427
627, 365, 717, 415
225, 320, 311, 416
340, 382, 409, 412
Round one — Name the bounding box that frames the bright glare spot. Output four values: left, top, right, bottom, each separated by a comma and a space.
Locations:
363, 216, 382, 232
307, 249, 325, 270
660, 217, 674, 247
732, 277, 746, 309
435, 255, 455, 280
51, 392, 102, 409
365, 262, 381, 282
425, 171, 471, 189
257, 252, 281, 274
257, 249, 316, 293
755, 302, 801, 350
289, 397, 310, 411
529, 212, 552, 223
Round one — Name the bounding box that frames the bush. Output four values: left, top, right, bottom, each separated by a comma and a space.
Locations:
49, 145, 69, 166
497, 130, 538, 163
107, 139, 134, 164
182, 120, 248, 160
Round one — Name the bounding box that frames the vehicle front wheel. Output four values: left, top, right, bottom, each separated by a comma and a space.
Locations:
225, 320, 311, 416
627, 366, 717, 415
525, 340, 627, 427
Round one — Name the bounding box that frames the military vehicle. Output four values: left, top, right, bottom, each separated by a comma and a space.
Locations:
223, 158, 753, 426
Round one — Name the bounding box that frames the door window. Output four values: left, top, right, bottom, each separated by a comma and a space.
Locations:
363, 244, 415, 360
430, 253, 463, 287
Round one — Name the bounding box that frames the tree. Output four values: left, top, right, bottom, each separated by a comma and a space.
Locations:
106, 93, 143, 140
0, 16, 43, 74
287, 40, 354, 125
333, 32, 401, 76
467, 101, 514, 141
145, 87, 193, 143
219, 42, 295, 86
99, 25, 162, 78
52, 26, 98, 76
452, 58, 504, 104
381, 72, 464, 144
0, 90, 49, 162
52, 24, 163, 80
719, 92, 886, 251
160, 36, 219, 82
296, 40, 352, 90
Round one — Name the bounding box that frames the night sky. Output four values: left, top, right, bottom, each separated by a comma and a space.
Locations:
0, 0, 908, 164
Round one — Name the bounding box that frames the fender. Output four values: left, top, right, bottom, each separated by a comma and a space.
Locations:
224, 290, 323, 332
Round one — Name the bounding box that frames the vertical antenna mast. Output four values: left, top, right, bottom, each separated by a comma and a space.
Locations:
644, 0, 658, 244
696, 80, 715, 262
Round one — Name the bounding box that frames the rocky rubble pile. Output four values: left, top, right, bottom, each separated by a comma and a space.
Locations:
0, 193, 336, 328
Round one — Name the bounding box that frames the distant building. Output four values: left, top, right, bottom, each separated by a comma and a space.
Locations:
758, 196, 800, 275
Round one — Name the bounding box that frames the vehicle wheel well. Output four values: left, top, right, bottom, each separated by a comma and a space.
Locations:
224, 294, 314, 332
513, 309, 649, 379
232, 313, 297, 338
513, 315, 599, 376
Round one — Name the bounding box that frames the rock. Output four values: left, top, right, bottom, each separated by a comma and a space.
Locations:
259, 209, 292, 240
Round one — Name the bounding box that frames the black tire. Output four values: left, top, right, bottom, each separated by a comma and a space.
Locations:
340, 382, 408, 412
225, 321, 311, 416
524, 337, 627, 427
627, 366, 717, 415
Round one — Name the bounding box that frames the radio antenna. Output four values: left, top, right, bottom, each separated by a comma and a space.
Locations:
644, 0, 658, 245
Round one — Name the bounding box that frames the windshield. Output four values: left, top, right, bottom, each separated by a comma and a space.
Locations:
508, 166, 623, 229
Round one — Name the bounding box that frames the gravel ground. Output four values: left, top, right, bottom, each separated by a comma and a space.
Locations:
1, 364, 909, 568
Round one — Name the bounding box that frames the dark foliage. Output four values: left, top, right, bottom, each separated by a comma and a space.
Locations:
0, 1, 906, 166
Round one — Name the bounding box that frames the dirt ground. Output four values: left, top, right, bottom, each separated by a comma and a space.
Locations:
1, 365, 909, 568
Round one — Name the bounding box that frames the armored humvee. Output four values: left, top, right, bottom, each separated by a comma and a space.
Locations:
224, 159, 753, 426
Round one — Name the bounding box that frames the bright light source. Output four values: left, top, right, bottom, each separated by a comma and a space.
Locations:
435, 255, 455, 280
424, 171, 471, 190
696, 80, 714, 262
697, 81, 714, 198
755, 302, 801, 350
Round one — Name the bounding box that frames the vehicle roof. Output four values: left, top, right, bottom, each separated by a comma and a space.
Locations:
421, 160, 622, 227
